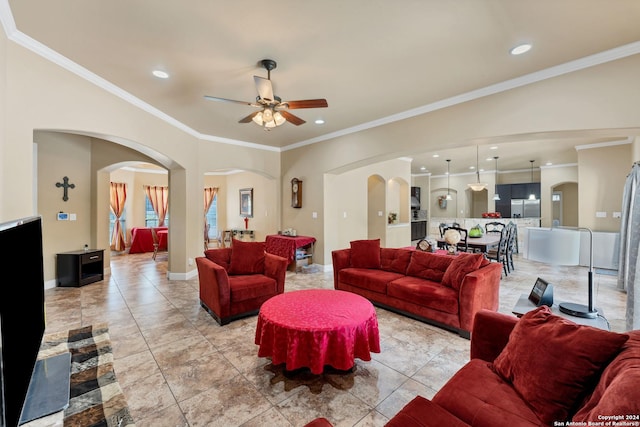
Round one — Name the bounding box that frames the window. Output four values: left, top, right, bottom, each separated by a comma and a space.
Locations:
145, 196, 169, 227
206, 194, 218, 239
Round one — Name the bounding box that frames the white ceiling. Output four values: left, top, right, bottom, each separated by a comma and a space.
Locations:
5, 1, 640, 175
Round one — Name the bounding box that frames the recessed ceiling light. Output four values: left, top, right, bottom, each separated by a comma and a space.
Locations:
152, 70, 169, 79
510, 43, 532, 55
432, 154, 440, 158
420, 166, 426, 171
314, 119, 325, 125
470, 166, 475, 170
546, 162, 553, 166
490, 146, 498, 150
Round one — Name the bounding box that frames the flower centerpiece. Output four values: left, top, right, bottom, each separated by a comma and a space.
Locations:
443, 228, 461, 254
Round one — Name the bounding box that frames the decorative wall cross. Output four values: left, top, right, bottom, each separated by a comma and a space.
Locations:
56, 176, 75, 201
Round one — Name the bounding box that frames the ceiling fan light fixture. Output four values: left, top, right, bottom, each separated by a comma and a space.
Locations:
274, 111, 285, 126
252, 111, 264, 126
262, 108, 273, 123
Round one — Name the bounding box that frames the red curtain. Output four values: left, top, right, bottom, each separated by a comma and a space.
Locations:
203, 187, 218, 243
144, 185, 169, 227
109, 182, 127, 251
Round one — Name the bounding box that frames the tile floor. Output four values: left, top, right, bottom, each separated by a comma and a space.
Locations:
40, 251, 628, 427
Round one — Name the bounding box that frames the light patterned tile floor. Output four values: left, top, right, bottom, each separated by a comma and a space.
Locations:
40, 251, 627, 427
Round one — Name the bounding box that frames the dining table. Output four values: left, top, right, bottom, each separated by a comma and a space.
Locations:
437, 233, 501, 253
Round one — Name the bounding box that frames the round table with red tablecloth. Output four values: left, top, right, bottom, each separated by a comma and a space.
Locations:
254, 289, 380, 374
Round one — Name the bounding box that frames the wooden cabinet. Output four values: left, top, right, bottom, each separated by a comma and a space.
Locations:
411, 220, 427, 241
56, 249, 104, 287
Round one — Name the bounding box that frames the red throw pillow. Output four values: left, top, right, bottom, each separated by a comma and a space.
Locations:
493, 306, 629, 425
228, 239, 266, 274
350, 239, 381, 269
441, 252, 483, 290
406, 251, 454, 282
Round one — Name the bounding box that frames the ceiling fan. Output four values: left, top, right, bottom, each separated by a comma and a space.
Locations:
204, 59, 328, 130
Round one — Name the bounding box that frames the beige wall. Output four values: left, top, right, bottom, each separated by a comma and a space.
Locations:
323, 158, 411, 262
578, 143, 632, 231
4, 29, 640, 281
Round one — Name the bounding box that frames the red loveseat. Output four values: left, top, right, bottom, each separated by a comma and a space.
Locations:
196, 239, 288, 325
306, 308, 640, 427
332, 239, 502, 337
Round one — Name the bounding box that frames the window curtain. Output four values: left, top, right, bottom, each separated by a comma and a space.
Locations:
617, 161, 640, 330
203, 187, 218, 243
109, 182, 127, 251
144, 185, 169, 227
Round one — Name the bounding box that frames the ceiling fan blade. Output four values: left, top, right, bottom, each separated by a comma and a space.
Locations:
204, 95, 260, 108
254, 76, 274, 102
280, 110, 306, 126
238, 111, 260, 123
281, 99, 328, 109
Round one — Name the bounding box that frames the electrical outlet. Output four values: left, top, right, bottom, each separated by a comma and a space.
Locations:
343, 212, 347, 218
613, 212, 622, 218
188, 258, 194, 266
596, 211, 607, 218
312, 212, 318, 219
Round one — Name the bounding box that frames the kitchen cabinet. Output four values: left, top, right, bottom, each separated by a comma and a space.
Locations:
411, 220, 427, 241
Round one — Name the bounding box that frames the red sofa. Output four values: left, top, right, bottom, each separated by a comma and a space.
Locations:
306, 308, 640, 427
196, 240, 288, 325
332, 240, 502, 337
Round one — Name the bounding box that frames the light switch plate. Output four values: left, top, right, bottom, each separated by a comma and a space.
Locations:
613, 212, 622, 218
596, 211, 607, 218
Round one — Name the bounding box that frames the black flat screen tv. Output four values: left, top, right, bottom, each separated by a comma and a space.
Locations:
0, 216, 46, 427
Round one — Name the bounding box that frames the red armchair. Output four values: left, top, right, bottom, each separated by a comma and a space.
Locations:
196, 240, 288, 325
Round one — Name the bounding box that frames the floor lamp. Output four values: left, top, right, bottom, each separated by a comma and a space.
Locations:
526, 226, 597, 319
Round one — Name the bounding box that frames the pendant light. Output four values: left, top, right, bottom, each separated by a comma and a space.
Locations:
492, 156, 501, 201
528, 160, 537, 200
467, 145, 488, 191
445, 159, 453, 200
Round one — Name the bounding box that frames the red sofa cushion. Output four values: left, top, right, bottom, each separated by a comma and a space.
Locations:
338, 268, 404, 294
204, 248, 231, 271
229, 275, 277, 302
572, 330, 640, 423
228, 239, 266, 274
385, 396, 469, 427
406, 251, 453, 282
433, 359, 542, 426
350, 239, 381, 268
387, 276, 459, 314
380, 247, 412, 274
441, 252, 484, 290
493, 306, 629, 425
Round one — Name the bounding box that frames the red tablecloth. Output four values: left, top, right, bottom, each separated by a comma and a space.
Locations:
157, 230, 168, 250
265, 235, 316, 263
255, 289, 380, 374
129, 227, 167, 253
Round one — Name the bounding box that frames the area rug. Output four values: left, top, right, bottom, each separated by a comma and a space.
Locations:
37, 323, 135, 427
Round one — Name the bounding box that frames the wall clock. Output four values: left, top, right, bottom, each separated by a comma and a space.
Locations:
291, 178, 302, 208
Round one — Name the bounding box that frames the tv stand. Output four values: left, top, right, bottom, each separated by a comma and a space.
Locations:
56, 249, 104, 287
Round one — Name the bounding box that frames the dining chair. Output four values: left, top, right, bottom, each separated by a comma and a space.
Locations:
151, 228, 160, 260
504, 222, 518, 273
486, 228, 508, 276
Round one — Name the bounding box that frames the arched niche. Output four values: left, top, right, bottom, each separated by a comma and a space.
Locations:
387, 177, 410, 224
551, 181, 578, 227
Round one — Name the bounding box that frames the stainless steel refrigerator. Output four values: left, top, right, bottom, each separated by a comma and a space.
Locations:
511, 199, 540, 218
